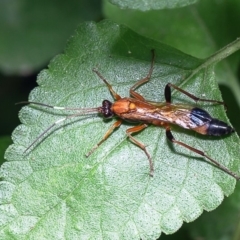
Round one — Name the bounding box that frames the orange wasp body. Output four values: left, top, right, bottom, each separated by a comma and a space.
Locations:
19, 50, 239, 180
111, 98, 233, 136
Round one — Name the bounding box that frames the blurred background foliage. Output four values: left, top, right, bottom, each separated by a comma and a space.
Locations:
0, 0, 240, 239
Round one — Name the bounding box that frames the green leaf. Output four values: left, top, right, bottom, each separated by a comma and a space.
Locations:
1, 20, 240, 239
0, 0, 101, 74
108, 0, 198, 11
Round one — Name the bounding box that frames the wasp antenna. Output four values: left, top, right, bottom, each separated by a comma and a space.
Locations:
15, 101, 30, 105
23, 108, 101, 153
16, 101, 57, 109
23, 122, 57, 153
16, 101, 100, 111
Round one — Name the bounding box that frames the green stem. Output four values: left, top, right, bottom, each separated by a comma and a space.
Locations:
189, 38, 240, 77
204, 37, 240, 67
185, 38, 240, 106
206, 38, 240, 107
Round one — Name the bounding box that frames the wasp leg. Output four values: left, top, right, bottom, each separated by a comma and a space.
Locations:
166, 83, 225, 107
130, 49, 155, 101
164, 84, 172, 103
165, 125, 240, 180
93, 68, 122, 100
86, 119, 122, 157
126, 124, 154, 176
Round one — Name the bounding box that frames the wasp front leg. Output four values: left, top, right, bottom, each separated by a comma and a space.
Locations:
92, 68, 122, 101
130, 49, 155, 101
86, 120, 122, 157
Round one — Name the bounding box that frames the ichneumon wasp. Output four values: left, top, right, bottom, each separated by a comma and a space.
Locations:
17, 50, 240, 180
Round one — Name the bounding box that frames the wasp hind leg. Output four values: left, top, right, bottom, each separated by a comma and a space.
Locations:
165, 83, 225, 106
165, 125, 240, 180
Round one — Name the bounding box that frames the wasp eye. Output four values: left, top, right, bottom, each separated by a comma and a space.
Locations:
102, 100, 114, 118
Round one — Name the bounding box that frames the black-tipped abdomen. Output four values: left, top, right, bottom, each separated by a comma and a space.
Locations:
190, 107, 234, 136
207, 118, 235, 136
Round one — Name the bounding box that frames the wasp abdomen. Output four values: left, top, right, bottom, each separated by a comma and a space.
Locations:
190, 107, 212, 126
190, 107, 234, 136
207, 118, 235, 136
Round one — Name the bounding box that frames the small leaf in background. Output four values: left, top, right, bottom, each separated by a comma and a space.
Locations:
109, 0, 198, 11
1, 20, 240, 239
